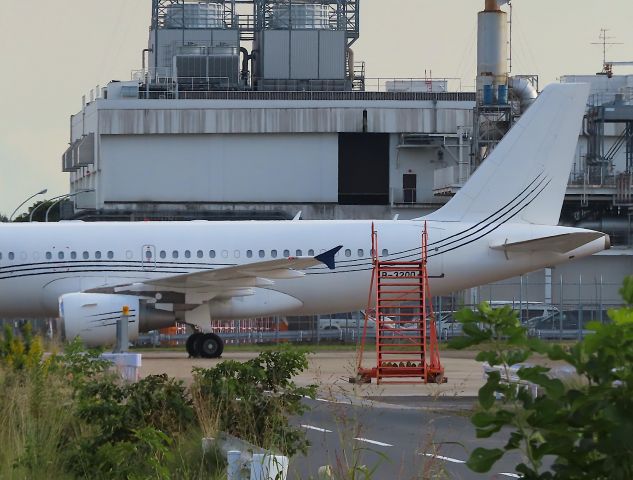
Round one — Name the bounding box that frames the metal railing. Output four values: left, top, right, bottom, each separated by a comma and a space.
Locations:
127, 70, 475, 101
134, 274, 628, 347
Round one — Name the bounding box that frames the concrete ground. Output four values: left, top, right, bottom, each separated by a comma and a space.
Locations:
139, 349, 485, 399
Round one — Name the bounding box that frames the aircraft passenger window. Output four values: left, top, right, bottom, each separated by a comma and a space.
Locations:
126, 250, 133, 260
145, 250, 153, 259
209, 250, 216, 258
308, 249, 314, 256
33, 252, 40, 261
283, 249, 290, 257
358, 249, 364, 257
246, 250, 253, 258
45, 252, 52, 260
70, 251, 77, 260
345, 249, 351, 257
8, 252, 15, 260
20, 252, 27, 260
107, 251, 114, 259
172, 250, 179, 259
259, 250, 265, 258
197, 250, 203, 259
296, 249, 302, 256
185, 250, 191, 259
83, 251, 89, 259
234, 250, 240, 259
58, 252, 64, 260
0, 253, 2, 260
271, 250, 278, 258
382, 249, 389, 256
159, 250, 166, 259
221, 250, 229, 259
95, 251, 102, 259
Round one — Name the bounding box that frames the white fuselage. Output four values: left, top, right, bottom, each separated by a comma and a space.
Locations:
0, 220, 607, 319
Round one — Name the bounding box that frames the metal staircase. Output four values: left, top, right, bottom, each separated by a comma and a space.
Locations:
355, 223, 445, 385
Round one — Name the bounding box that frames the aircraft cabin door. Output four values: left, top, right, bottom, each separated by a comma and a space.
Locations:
142, 245, 156, 271
427, 227, 444, 281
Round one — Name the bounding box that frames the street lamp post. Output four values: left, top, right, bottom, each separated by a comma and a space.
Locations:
9, 189, 48, 222
44, 190, 94, 222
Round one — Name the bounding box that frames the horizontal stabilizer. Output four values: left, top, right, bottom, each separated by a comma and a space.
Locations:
490, 232, 606, 254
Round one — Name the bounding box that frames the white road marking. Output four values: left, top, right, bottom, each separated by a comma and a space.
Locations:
498, 474, 521, 478
354, 437, 393, 447
301, 424, 333, 433
421, 453, 466, 464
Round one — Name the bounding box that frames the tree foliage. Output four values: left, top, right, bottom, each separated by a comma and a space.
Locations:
452, 276, 633, 479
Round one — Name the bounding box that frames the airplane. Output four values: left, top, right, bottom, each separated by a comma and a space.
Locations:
0, 83, 609, 358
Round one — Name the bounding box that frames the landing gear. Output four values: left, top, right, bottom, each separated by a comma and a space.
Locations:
197, 333, 224, 358
186, 333, 203, 357
186, 332, 224, 359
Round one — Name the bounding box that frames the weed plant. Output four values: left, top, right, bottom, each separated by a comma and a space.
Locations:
0, 327, 314, 479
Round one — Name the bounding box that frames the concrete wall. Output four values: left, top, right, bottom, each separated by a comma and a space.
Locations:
98, 133, 338, 203
93, 103, 473, 135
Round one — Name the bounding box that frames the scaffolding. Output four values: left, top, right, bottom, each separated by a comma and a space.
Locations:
355, 223, 445, 385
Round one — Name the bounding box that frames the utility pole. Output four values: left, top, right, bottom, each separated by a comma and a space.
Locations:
591, 28, 622, 72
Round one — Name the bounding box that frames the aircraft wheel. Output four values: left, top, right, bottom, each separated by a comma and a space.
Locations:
196, 333, 224, 359
186, 333, 203, 358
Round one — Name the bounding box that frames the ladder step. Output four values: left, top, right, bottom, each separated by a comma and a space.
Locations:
378, 290, 423, 295
378, 298, 424, 302
378, 364, 424, 368
378, 336, 424, 341
380, 328, 424, 332
378, 351, 425, 355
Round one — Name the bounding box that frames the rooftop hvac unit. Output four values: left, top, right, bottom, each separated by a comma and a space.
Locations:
175, 48, 240, 90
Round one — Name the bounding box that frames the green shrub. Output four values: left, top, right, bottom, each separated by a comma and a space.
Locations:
452, 276, 633, 479
68, 373, 195, 477
192, 348, 317, 456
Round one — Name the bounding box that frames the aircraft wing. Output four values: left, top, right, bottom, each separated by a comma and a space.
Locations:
490, 232, 605, 254
85, 246, 342, 296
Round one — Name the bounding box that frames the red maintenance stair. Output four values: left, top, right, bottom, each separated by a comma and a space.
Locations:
355, 223, 445, 385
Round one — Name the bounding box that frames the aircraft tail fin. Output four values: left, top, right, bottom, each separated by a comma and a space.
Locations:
425, 83, 590, 225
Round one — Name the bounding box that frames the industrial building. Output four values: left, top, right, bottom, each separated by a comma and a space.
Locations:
61, 0, 633, 316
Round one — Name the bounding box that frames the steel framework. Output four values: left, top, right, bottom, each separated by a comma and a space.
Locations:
355, 223, 445, 385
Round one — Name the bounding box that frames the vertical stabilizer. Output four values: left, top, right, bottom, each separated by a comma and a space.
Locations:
426, 83, 590, 225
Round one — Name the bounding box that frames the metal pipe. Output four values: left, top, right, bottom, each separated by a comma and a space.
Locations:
240, 47, 250, 84
484, 0, 499, 11
347, 48, 354, 81
510, 77, 538, 111
142, 48, 152, 71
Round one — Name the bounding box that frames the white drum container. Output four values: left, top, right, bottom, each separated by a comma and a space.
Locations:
165, 3, 224, 29
270, 3, 330, 29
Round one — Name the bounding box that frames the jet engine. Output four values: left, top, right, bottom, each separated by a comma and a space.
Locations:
58, 293, 175, 346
